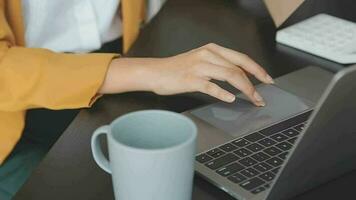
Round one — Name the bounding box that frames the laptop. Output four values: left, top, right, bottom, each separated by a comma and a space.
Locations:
184, 65, 356, 200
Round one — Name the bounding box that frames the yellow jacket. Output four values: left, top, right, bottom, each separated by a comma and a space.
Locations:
0, 0, 145, 164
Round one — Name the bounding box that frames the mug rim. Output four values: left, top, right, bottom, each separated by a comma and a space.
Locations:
107, 110, 197, 153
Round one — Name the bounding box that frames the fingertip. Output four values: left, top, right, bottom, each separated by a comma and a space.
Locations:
224, 94, 236, 103
265, 74, 275, 84
253, 91, 266, 107
255, 101, 266, 107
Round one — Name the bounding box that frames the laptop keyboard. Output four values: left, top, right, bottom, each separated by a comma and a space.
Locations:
196, 111, 312, 194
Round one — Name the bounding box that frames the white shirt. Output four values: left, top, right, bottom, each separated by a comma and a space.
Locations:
22, 0, 166, 53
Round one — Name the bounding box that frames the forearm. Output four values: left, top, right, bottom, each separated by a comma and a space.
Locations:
98, 58, 157, 94
0, 44, 117, 111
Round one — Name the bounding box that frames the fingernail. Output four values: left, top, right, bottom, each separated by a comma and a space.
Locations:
265, 75, 274, 84
226, 94, 236, 102
253, 91, 265, 106
257, 101, 266, 107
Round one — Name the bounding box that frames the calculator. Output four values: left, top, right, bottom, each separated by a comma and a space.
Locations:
276, 14, 356, 64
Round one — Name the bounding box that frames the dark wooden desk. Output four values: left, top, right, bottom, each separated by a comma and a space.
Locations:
14, 0, 356, 199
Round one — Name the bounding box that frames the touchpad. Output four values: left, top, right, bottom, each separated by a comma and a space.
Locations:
191, 85, 311, 137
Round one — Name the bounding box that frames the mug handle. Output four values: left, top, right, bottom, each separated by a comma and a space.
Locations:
91, 125, 112, 174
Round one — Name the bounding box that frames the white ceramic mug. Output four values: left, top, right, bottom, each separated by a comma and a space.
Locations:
91, 110, 197, 200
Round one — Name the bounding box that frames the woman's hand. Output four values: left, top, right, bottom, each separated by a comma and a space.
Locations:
99, 43, 274, 106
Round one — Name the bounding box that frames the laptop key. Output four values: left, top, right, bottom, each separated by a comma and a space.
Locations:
259, 111, 312, 137
239, 157, 258, 167
264, 183, 271, 189
246, 143, 264, 152
278, 152, 289, 160
276, 142, 293, 151
251, 187, 266, 194
266, 157, 284, 167
234, 148, 253, 157
258, 138, 276, 147
216, 162, 245, 177
244, 132, 265, 142
271, 167, 281, 174
294, 123, 305, 132
205, 153, 239, 170
271, 133, 288, 142
240, 168, 260, 178
196, 154, 213, 163
259, 125, 284, 137
253, 162, 272, 173
263, 147, 282, 156
288, 137, 298, 144
228, 173, 247, 184
220, 143, 238, 152
232, 138, 250, 147
207, 148, 226, 158
282, 129, 300, 137
240, 177, 265, 191
251, 152, 270, 162
259, 171, 275, 181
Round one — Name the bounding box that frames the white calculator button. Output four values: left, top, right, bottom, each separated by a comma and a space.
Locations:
276, 14, 356, 64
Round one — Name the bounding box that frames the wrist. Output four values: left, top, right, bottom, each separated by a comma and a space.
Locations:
98, 58, 154, 94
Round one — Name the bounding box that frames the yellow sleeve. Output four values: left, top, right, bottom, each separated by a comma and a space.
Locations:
0, 46, 118, 111
0, 2, 118, 112
0, 1, 119, 165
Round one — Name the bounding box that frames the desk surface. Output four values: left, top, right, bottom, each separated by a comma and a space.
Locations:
14, 0, 356, 199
